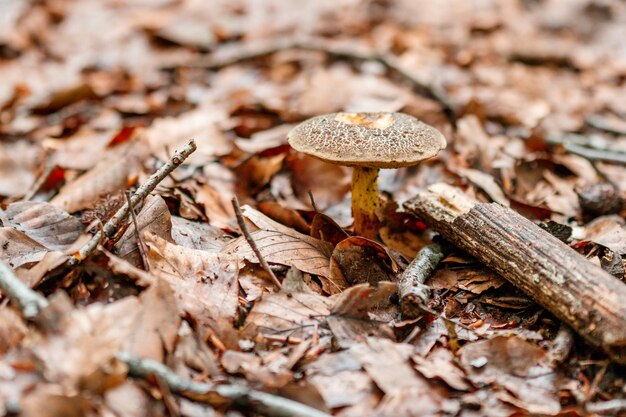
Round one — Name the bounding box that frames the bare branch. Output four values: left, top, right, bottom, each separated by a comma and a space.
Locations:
0, 260, 48, 318
118, 352, 332, 417
397, 242, 444, 319
71, 139, 197, 265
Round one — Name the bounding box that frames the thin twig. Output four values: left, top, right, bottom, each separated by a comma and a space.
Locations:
70, 139, 197, 265
398, 242, 444, 319
125, 191, 150, 271
547, 133, 626, 165
187, 39, 455, 121
308, 190, 318, 213
0, 260, 48, 318
586, 114, 626, 136
118, 352, 332, 417
231, 196, 281, 290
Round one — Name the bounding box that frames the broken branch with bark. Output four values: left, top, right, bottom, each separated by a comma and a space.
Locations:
397, 242, 445, 319
404, 183, 626, 364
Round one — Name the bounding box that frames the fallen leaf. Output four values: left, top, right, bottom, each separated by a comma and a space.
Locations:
459, 336, 561, 415
144, 232, 240, 341
0, 201, 83, 251
221, 205, 332, 277
50, 145, 145, 213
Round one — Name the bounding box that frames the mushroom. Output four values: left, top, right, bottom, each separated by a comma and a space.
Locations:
288, 112, 446, 239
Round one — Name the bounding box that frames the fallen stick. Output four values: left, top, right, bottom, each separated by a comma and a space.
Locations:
404, 183, 626, 363
397, 242, 444, 319
0, 260, 329, 417
119, 352, 332, 417
0, 260, 48, 318
70, 139, 197, 264
232, 196, 282, 290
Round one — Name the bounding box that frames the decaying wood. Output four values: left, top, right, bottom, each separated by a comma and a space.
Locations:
397, 242, 444, 319
404, 183, 626, 363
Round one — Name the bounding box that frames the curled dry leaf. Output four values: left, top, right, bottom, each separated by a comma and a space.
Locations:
221, 205, 332, 277
329, 237, 396, 294
413, 347, 471, 391
310, 212, 349, 247
144, 232, 240, 340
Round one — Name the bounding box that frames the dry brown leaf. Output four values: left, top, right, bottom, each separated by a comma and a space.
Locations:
114, 195, 173, 266
222, 205, 332, 277
305, 350, 378, 411
330, 282, 397, 320
144, 104, 231, 165
459, 336, 560, 415
20, 390, 94, 417
33, 286, 178, 391
584, 215, 626, 255
326, 283, 398, 348
50, 145, 146, 213
171, 216, 229, 252
286, 153, 351, 210
0, 227, 49, 268
241, 291, 332, 341
104, 382, 153, 417
0, 201, 83, 251
329, 237, 396, 294
455, 168, 510, 206
258, 201, 310, 235
413, 347, 471, 391
0, 142, 40, 198
144, 232, 240, 339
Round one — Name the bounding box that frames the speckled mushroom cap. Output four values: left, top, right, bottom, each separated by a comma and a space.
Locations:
287, 112, 446, 169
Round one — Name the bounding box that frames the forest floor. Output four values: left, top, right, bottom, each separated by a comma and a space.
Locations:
1, 1, 626, 416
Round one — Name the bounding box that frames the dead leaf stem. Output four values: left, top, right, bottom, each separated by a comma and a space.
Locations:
125, 191, 150, 271
231, 196, 282, 289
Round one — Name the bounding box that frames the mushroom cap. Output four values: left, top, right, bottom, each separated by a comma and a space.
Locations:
287, 112, 447, 168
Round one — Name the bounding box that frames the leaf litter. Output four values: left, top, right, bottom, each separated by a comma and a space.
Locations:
0, 1, 626, 416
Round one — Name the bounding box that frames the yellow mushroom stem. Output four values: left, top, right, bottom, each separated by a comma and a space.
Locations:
351, 166, 381, 239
